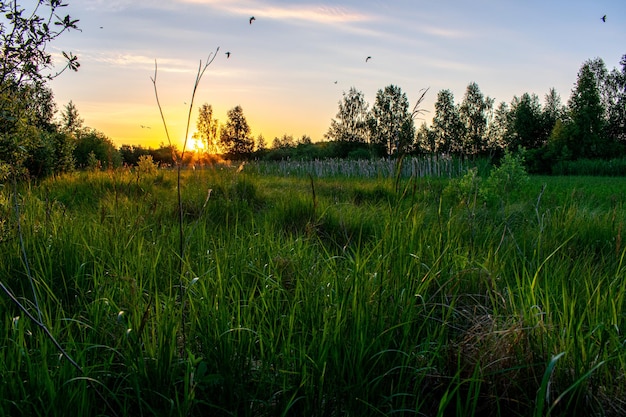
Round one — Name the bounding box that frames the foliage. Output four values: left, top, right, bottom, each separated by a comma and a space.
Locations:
431, 89, 465, 154
74, 128, 121, 169
481, 149, 529, 203
0, 0, 79, 88
193, 103, 219, 154
369, 84, 415, 156
325, 87, 370, 143
459, 82, 493, 155
220, 105, 254, 158
137, 154, 158, 175
508, 93, 546, 149
567, 61, 609, 158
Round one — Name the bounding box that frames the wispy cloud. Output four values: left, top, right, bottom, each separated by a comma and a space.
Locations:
178, 0, 372, 25
53, 49, 198, 73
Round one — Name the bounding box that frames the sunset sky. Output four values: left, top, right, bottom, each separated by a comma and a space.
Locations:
47, 0, 625, 150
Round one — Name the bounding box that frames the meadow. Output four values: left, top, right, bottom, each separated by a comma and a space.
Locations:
1, 159, 625, 416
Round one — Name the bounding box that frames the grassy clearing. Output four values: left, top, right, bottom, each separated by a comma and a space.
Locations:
1, 166, 625, 416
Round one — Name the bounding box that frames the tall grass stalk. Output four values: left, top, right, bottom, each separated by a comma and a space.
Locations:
150, 49, 219, 353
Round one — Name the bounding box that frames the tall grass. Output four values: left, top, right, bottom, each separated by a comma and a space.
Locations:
1, 168, 625, 416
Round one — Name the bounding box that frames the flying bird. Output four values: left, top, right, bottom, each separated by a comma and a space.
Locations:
366, 56, 372, 62
225, 51, 231, 58
601, 15, 606, 22
249, 16, 256, 24
140, 125, 151, 129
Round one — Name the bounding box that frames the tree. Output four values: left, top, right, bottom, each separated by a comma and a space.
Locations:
414, 122, 436, 154
74, 129, 121, 169
272, 134, 295, 149
431, 89, 464, 154
220, 105, 254, 158
485, 101, 510, 155
459, 82, 492, 155
567, 61, 608, 158
60, 100, 83, 136
370, 84, 414, 156
1, 1, 79, 90
256, 134, 267, 152
509, 93, 545, 149
542, 88, 565, 137
325, 87, 370, 143
0, 1, 80, 179
193, 103, 219, 154
604, 55, 626, 144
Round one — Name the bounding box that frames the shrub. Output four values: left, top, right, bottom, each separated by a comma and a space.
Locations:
137, 154, 158, 175
481, 149, 529, 204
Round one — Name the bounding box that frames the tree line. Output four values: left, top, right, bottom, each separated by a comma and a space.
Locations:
1, 0, 624, 178
190, 54, 626, 173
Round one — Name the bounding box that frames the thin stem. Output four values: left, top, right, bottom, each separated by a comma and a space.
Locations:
151, 47, 219, 356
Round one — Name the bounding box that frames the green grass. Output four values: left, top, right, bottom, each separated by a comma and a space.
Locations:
1, 166, 625, 416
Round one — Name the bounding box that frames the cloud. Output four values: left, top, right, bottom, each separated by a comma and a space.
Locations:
177, 0, 372, 26
53, 49, 198, 73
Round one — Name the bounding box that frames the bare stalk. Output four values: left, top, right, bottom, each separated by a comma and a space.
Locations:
151, 48, 219, 354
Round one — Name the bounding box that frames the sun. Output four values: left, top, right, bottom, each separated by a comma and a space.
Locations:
186, 137, 205, 152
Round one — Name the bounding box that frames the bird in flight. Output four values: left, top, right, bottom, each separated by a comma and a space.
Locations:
140, 125, 151, 129
225, 52, 231, 58
366, 56, 372, 62
249, 16, 256, 24
601, 15, 606, 22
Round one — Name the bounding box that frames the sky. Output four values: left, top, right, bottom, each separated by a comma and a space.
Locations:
45, 0, 626, 150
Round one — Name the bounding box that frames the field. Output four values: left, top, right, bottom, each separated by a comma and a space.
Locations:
1, 161, 626, 416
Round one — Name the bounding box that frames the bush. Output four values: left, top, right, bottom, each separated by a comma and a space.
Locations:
481, 150, 529, 204
137, 154, 158, 175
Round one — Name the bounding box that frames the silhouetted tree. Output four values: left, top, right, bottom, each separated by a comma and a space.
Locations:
604, 55, 626, 144
509, 93, 545, 149
60, 100, 83, 135
431, 89, 464, 154
567, 61, 608, 158
542, 88, 566, 137
370, 84, 414, 156
325, 87, 370, 143
459, 82, 492, 155
193, 103, 219, 154
256, 134, 267, 152
485, 101, 509, 155
414, 122, 436, 154
220, 105, 254, 158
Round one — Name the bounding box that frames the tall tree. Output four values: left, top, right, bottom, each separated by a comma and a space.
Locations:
220, 105, 254, 157
414, 122, 436, 154
193, 103, 219, 154
568, 61, 608, 158
459, 82, 492, 155
604, 55, 626, 144
1, 1, 79, 179
485, 101, 510, 154
542, 88, 565, 136
60, 100, 83, 136
325, 87, 370, 143
370, 84, 414, 156
509, 93, 545, 149
431, 89, 464, 154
